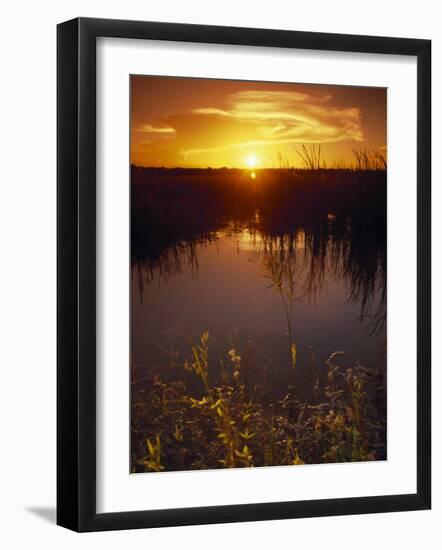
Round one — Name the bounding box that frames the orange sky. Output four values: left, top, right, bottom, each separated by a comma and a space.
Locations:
131, 76, 386, 169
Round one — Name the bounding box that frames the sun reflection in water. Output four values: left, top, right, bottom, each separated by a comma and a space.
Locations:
216, 223, 305, 254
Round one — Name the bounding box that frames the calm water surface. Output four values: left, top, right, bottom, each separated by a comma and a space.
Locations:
132, 219, 386, 402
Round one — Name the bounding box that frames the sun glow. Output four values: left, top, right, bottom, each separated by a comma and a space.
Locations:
245, 154, 258, 169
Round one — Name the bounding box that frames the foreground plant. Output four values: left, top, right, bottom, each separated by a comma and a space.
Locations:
131, 333, 386, 473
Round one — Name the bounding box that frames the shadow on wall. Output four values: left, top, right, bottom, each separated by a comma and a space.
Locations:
25, 507, 56, 524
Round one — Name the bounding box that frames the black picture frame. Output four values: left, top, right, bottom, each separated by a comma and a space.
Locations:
57, 17, 431, 532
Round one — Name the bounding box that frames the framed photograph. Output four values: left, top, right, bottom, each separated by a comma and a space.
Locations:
57, 17, 431, 532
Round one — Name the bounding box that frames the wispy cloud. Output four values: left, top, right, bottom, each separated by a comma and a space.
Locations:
182, 138, 309, 160
135, 124, 176, 135
187, 89, 363, 157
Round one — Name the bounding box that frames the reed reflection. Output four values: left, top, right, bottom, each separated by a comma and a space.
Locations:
132, 168, 386, 339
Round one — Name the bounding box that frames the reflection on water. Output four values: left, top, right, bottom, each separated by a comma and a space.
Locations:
131, 170, 386, 403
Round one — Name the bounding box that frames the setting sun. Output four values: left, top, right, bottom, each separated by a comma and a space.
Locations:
245, 154, 258, 169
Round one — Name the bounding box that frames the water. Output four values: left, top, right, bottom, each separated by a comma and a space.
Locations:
131, 173, 386, 403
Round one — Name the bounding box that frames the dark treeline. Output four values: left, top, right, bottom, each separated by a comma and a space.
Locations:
131, 165, 366, 177
131, 165, 386, 258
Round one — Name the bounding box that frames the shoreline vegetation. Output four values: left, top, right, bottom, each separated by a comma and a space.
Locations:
130, 153, 387, 472
131, 332, 386, 472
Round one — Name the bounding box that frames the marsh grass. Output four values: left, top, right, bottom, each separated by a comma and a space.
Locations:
263, 248, 303, 371
131, 333, 386, 472
296, 144, 323, 170
352, 146, 387, 171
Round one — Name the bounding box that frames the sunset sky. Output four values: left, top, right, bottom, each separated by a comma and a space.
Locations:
130, 76, 386, 169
